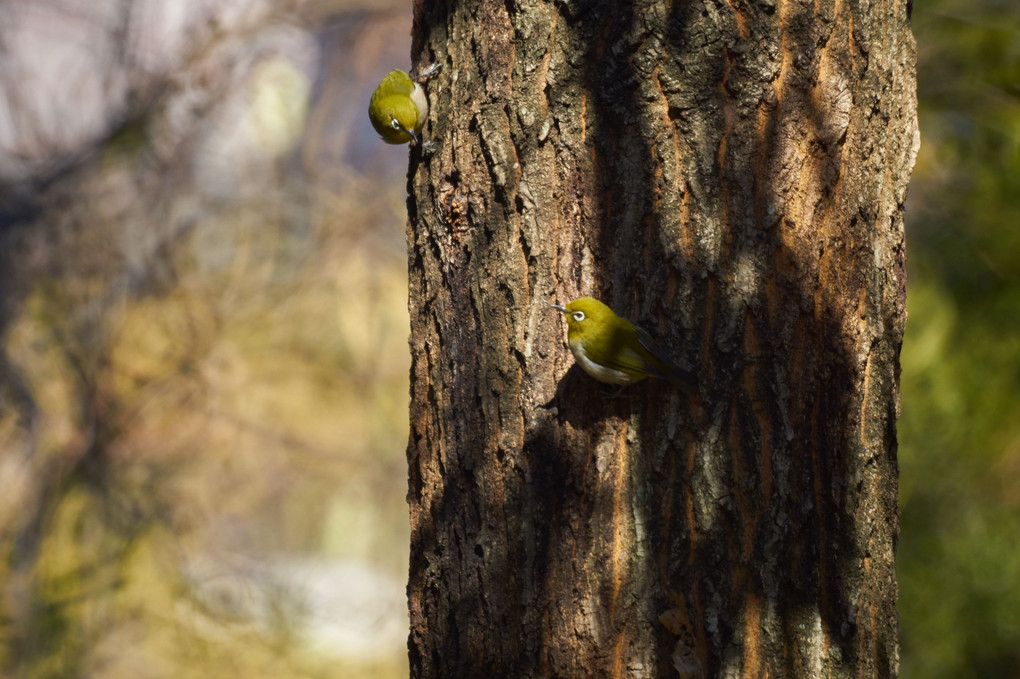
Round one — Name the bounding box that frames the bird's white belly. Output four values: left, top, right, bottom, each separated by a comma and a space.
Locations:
410, 82, 428, 120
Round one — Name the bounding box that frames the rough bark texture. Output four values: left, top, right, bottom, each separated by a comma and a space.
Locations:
406, 0, 917, 676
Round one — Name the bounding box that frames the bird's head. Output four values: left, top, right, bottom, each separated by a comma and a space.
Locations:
551, 297, 616, 341
377, 98, 421, 144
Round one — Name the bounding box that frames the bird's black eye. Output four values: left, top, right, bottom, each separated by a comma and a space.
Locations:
572, 311, 585, 322
390, 118, 401, 129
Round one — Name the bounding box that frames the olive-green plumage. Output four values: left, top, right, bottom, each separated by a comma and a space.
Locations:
552, 297, 697, 390
368, 69, 427, 145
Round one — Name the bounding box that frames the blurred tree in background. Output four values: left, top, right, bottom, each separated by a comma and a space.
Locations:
900, 0, 1020, 677
0, 0, 1017, 677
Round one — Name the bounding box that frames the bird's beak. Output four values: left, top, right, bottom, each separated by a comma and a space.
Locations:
407, 128, 420, 145
551, 304, 566, 313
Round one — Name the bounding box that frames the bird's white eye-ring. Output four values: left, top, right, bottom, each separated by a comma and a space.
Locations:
390, 118, 401, 129
572, 311, 586, 322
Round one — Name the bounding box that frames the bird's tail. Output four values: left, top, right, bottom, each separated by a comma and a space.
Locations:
664, 363, 699, 394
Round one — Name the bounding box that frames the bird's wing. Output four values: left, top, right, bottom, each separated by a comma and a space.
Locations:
605, 341, 655, 376
383, 70, 416, 96
579, 324, 659, 377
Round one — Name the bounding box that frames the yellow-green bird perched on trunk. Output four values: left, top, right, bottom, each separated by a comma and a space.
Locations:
552, 297, 698, 392
368, 65, 437, 145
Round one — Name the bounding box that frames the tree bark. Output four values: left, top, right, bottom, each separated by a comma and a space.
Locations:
406, 0, 917, 677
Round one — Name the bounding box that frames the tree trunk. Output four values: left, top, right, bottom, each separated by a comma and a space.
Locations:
406, 0, 917, 676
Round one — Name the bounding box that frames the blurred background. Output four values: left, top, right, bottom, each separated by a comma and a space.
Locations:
0, 1, 414, 677
0, 1, 1015, 677
900, 2, 1020, 677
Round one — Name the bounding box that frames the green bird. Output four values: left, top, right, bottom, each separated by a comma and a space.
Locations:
368, 67, 433, 145
552, 297, 697, 391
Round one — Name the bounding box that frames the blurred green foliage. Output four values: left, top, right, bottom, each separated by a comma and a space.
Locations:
899, 1, 1020, 677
